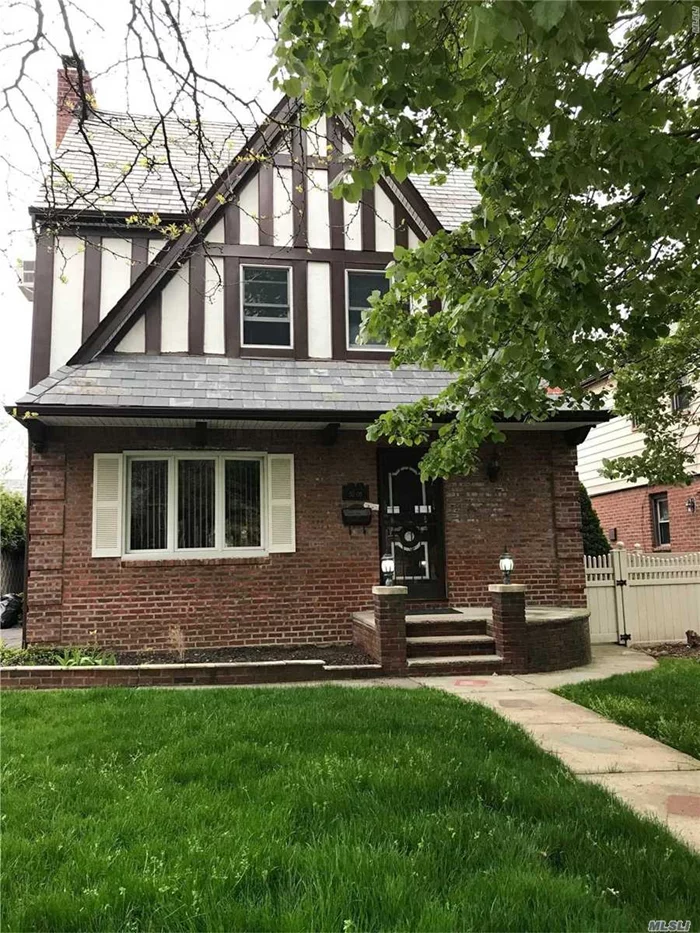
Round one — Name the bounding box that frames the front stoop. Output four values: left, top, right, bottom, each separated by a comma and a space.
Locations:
354, 607, 506, 675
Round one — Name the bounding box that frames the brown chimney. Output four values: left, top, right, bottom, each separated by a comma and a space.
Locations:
56, 55, 94, 149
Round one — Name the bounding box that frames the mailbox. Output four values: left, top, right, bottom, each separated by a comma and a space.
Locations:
341, 505, 372, 527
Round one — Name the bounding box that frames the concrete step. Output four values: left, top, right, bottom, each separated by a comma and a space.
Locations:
406, 654, 504, 676
405, 618, 489, 638
406, 634, 496, 658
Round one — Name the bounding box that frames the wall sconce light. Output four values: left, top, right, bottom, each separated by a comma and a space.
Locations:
381, 553, 395, 585
687, 497, 696, 514
486, 457, 501, 482
499, 547, 514, 585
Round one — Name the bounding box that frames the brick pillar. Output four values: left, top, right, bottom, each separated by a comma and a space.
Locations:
26, 445, 66, 645
373, 585, 407, 673
489, 583, 528, 672
550, 438, 587, 607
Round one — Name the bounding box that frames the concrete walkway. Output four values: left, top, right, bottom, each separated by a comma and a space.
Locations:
412, 646, 700, 853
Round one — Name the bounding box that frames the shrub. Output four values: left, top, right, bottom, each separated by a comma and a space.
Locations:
579, 483, 611, 557
0, 485, 26, 554
0, 645, 117, 667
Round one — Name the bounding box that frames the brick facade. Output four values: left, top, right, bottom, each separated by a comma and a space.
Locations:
24, 425, 586, 650
592, 475, 700, 553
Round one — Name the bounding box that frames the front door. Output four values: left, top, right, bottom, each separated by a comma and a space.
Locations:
378, 449, 446, 600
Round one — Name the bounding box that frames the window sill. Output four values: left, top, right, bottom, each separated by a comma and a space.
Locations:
121, 552, 270, 567
652, 545, 672, 552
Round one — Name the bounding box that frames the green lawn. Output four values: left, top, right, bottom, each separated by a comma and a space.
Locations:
2, 686, 698, 932
557, 658, 700, 760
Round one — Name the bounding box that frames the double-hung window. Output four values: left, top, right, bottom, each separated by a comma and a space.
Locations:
346, 270, 390, 349
651, 493, 671, 547
241, 265, 292, 348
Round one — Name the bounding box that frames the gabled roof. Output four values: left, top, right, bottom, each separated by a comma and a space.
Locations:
55, 95, 479, 369
38, 110, 252, 216
37, 103, 478, 229
67, 95, 300, 366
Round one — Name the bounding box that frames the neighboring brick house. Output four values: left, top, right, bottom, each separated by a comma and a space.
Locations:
10, 59, 607, 654
577, 384, 700, 553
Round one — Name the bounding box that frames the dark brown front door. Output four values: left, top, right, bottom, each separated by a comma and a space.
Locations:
378, 449, 446, 600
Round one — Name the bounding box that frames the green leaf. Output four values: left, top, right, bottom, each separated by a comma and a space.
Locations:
531, 0, 568, 31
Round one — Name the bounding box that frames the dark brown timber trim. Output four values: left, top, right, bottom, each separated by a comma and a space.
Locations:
81, 235, 102, 341
29, 234, 55, 385
224, 200, 240, 245
293, 260, 308, 359
144, 292, 161, 353
68, 96, 299, 365
327, 118, 345, 250
395, 203, 409, 249
188, 249, 206, 354
223, 257, 240, 357
291, 124, 307, 248
208, 244, 395, 264
258, 161, 274, 246
331, 260, 346, 358
361, 188, 376, 252
130, 237, 149, 285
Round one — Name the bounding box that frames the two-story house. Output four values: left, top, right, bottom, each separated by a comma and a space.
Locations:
9, 59, 607, 656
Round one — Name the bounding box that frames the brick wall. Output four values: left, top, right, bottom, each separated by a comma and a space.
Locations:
444, 434, 586, 607
25, 426, 586, 650
592, 475, 700, 553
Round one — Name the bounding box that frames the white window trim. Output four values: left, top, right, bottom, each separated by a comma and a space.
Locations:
123, 451, 268, 560
345, 267, 391, 352
240, 264, 294, 350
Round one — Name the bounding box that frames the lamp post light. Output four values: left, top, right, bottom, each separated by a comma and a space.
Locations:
381, 553, 395, 585
499, 548, 514, 585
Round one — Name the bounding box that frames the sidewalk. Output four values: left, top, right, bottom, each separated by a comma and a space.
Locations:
413, 646, 700, 853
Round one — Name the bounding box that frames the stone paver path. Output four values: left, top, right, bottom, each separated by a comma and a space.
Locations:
413, 646, 700, 853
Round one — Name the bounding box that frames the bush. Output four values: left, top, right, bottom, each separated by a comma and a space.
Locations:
0, 485, 26, 554
579, 483, 611, 557
0, 645, 117, 667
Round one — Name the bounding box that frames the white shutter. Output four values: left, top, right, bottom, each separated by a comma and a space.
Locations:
92, 454, 124, 557
267, 454, 296, 553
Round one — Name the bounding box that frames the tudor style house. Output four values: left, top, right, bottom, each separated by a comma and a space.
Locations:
11, 60, 607, 657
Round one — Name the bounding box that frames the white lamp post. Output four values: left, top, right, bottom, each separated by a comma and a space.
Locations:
499, 548, 514, 585
381, 553, 395, 585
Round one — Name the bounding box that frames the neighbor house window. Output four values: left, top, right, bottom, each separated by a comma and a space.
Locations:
126, 454, 264, 555
651, 493, 671, 547
241, 265, 292, 347
346, 270, 390, 349
671, 383, 693, 412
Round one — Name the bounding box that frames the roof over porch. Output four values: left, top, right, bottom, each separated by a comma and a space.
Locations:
10, 355, 609, 437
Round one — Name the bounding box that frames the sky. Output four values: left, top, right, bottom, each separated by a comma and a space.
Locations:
0, 0, 276, 488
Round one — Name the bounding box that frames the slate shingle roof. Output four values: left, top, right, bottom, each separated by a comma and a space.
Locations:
19, 356, 456, 413
44, 111, 251, 215
40, 110, 478, 228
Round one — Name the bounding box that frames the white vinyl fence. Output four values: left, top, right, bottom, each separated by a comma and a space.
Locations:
585, 549, 700, 644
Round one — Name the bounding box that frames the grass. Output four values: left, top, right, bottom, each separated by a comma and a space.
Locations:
2, 686, 699, 932
556, 658, 700, 760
